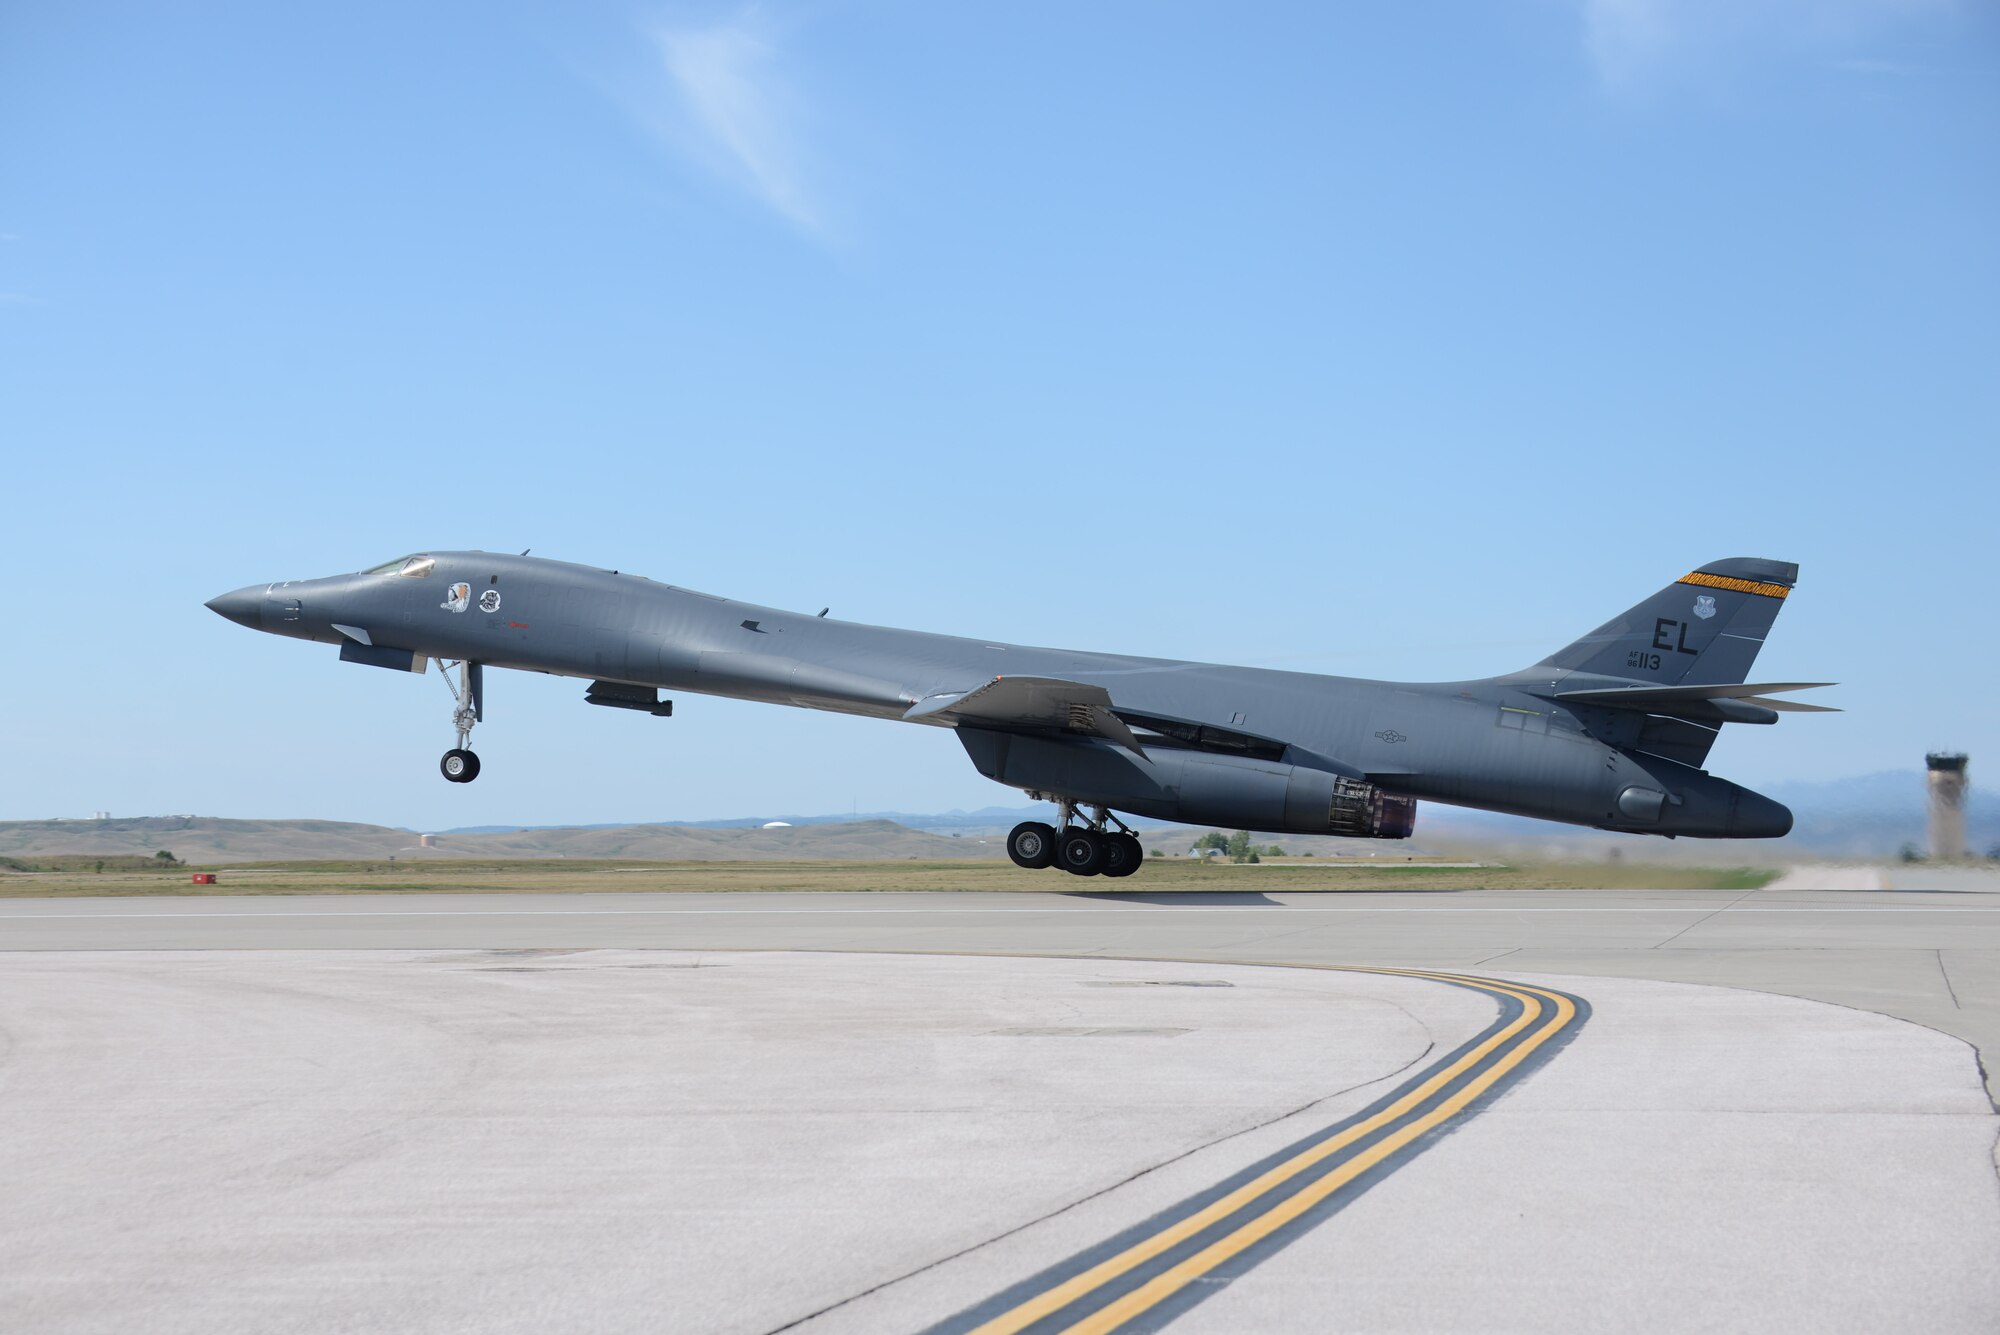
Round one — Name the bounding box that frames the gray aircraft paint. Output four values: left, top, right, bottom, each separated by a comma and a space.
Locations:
206, 553, 1829, 841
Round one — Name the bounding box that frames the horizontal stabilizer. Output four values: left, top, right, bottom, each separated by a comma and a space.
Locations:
1560, 681, 1836, 703
1557, 681, 1838, 725
905, 676, 1146, 754
1736, 696, 1841, 714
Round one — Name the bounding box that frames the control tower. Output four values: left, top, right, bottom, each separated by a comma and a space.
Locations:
1926, 753, 1969, 861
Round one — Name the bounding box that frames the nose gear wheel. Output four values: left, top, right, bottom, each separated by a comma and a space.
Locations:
436, 660, 485, 783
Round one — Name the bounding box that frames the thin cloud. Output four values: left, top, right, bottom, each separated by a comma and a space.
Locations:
1580, 0, 1676, 89
645, 10, 826, 237
1571, 0, 1954, 91
1829, 57, 1915, 74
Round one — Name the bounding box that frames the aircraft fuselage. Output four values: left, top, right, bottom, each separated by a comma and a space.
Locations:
206, 550, 1800, 844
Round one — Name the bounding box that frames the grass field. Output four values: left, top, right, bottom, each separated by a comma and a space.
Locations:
0, 857, 1781, 898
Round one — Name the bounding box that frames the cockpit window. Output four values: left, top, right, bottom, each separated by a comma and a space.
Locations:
363, 555, 437, 578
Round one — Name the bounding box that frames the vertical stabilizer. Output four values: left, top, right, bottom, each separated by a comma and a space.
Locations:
1537, 558, 1799, 687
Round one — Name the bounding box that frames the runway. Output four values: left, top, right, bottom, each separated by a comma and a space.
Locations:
6, 875, 1997, 1077
3, 875, 1998, 1332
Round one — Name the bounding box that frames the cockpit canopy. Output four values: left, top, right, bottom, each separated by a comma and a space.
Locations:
364, 555, 436, 579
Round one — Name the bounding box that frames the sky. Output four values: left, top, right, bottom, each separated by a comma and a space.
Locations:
2, 1, 1996, 829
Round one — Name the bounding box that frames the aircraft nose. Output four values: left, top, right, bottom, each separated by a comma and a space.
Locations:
205, 585, 264, 630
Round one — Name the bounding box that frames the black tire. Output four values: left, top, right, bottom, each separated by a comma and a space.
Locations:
441, 748, 479, 783
1058, 829, 1106, 877
1102, 833, 1144, 878
1006, 821, 1058, 869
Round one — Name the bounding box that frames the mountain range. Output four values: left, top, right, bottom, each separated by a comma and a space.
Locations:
445, 771, 1993, 860
4, 771, 1987, 865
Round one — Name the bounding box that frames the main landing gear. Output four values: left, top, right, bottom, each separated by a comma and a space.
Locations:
1007, 801, 1143, 878
437, 660, 484, 783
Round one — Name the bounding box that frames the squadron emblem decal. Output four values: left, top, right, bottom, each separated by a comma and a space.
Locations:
479, 589, 502, 614
441, 583, 471, 614
1692, 594, 1717, 620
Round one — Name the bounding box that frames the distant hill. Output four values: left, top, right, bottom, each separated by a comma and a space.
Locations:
0, 816, 1005, 865
444, 804, 1059, 837
449, 771, 1995, 860
1768, 770, 1994, 858
5, 771, 1987, 866
0, 817, 431, 863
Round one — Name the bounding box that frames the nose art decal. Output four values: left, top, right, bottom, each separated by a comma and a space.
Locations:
442, 583, 471, 614
479, 589, 502, 613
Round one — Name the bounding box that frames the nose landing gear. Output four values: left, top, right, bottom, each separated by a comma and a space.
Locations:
437, 660, 484, 783
1007, 799, 1143, 878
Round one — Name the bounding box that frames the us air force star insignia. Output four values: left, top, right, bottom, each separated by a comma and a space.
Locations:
441, 583, 470, 614
479, 589, 502, 614
1692, 595, 1717, 620
1375, 729, 1407, 743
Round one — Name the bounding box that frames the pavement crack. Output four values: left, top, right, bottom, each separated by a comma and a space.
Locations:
1937, 950, 1963, 1009
756, 1036, 1444, 1334
1651, 888, 1760, 950
1470, 947, 1520, 967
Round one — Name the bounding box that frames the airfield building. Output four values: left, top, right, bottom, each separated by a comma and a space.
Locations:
1927, 752, 1970, 861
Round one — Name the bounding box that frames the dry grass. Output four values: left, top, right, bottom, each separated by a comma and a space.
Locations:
0, 857, 1779, 898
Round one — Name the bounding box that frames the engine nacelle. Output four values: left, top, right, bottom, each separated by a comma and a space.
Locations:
1327, 774, 1417, 839
958, 729, 1415, 838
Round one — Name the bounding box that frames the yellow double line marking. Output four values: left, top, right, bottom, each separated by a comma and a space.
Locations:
959, 967, 1581, 1335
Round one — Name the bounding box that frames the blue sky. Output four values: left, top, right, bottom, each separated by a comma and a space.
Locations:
2, 2, 1995, 828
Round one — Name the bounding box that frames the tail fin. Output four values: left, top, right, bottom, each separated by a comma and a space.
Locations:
1538, 558, 1798, 687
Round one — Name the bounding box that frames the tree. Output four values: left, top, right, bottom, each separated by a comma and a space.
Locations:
1219, 831, 1275, 864
154, 850, 176, 864
1191, 832, 1230, 857
1898, 842, 1924, 863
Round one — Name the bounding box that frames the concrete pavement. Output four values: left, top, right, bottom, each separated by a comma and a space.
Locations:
6, 875, 1996, 1098
4, 875, 1999, 1332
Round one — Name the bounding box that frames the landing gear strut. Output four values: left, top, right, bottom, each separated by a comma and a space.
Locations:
1007, 799, 1143, 878
437, 660, 483, 783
